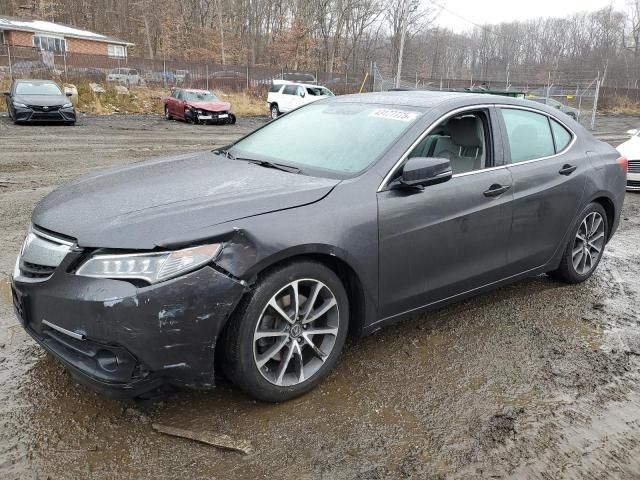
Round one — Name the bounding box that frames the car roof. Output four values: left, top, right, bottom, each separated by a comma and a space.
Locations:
277, 82, 329, 89
327, 90, 556, 109
175, 88, 211, 93
15, 79, 57, 84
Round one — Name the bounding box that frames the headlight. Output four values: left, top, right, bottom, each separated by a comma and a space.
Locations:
76, 244, 221, 284
13, 102, 27, 108
62, 102, 73, 108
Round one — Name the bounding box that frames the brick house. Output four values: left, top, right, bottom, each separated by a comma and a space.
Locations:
0, 16, 133, 58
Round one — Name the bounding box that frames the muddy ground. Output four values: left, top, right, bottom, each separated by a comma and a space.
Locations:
1, 113, 639, 479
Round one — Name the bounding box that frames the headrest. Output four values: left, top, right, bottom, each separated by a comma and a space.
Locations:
447, 116, 482, 148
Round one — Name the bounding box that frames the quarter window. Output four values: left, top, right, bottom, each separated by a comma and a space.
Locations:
501, 109, 555, 163
33, 35, 65, 54
551, 119, 572, 152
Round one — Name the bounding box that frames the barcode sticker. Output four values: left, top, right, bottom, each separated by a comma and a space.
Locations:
368, 108, 420, 122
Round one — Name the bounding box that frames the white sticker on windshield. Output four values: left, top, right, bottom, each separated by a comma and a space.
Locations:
369, 108, 420, 122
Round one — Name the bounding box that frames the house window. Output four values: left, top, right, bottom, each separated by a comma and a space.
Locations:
108, 44, 126, 58
0, 31, 5, 45
33, 35, 66, 54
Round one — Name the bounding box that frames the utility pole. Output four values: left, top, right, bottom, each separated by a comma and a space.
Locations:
395, 0, 410, 88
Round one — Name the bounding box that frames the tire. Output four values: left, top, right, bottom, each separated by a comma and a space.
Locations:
228, 113, 237, 125
221, 261, 349, 402
164, 105, 172, 120
548, 202, 608, 284
270, 103, 280, 119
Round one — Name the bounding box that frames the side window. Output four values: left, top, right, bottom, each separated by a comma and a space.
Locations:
269, 84, 281, 93
175, 90, 183, 100
408, 111, 490, 175
501, 109, 555, 163
283, 85, 297, 95
550, 119, 572, 152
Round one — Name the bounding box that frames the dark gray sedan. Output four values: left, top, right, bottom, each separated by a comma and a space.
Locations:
4, 79, 76, 124
11, 92, 627, 402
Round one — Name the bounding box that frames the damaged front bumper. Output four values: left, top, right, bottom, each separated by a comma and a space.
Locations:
11, 261, 245, 398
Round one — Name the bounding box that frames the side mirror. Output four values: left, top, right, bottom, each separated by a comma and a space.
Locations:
398, 157, 452, 189
627, 128, 638, 137
299, 90, 305, 97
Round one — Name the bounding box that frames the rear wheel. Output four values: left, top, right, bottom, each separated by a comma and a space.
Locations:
270, 103, 280, 119
221, 261, 349, 402
164, 105, 172, 120
548, 202, 608, 284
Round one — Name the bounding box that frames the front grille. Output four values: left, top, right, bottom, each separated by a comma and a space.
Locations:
629, 160, 640, 174
15, 226, 74, 283
31, 112, 63, 120
628, 179, 640, 188
20, 261, 57, 279
28, 105, 61, 112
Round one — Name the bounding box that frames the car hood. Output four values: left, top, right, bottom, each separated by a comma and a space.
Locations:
33, 151, 339, 249
14, 94, 68, 106
186, 100, 231, 112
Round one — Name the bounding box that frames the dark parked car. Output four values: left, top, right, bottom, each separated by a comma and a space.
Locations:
4, 79, 76, 125
11, 92, 626, 402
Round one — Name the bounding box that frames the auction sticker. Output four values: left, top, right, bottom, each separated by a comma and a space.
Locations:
369, 108, 420, 122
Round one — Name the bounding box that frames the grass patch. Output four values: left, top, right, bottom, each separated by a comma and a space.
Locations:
598, 95, 640, 115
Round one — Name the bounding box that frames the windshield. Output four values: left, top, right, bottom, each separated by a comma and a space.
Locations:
15, 82, 62, 96
183, 91, 217, 102
306, 87, 333, 97
229, 103, 424, 178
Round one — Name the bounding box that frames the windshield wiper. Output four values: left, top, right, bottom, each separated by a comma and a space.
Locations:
216, 148, 301, 174
242, 158, 302, 174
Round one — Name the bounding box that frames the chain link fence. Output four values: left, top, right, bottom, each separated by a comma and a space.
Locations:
0, 45, 373, 96
373, 64, 607, 130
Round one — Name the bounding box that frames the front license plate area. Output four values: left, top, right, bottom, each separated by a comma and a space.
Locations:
198, 115, 212, 120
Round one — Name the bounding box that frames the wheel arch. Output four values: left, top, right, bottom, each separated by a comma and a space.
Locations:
230, 245, 372, 338
589, 194, 616, 240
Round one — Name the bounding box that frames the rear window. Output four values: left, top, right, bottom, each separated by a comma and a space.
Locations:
283, 85, 297, 95
269, 84, 282, 93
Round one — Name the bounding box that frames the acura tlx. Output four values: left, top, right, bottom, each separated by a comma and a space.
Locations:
12, 91, 626, 402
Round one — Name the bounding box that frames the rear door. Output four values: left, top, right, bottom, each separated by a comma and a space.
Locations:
499, 107, 586, 274
280, 84, 298, 112
377, 106, 514, 319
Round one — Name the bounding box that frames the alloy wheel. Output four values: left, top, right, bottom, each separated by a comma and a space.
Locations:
271, 106, 278, 119
572, 212, 605, 275
253, 279, 340, 387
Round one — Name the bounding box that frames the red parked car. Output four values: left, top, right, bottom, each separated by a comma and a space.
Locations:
164, 88, 236, 125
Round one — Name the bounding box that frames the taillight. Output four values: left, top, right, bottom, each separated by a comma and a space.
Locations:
618, 156, 628, 174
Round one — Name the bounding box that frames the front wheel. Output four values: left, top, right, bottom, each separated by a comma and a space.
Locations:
221, 261, 349, 402
270, 104, 280, 119
548, 202, 608, 284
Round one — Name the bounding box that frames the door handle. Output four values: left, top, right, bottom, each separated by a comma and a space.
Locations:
483, 184, 511, 197
559, 164, 577, 175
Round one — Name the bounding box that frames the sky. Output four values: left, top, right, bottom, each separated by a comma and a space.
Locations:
432, 0, 630, 32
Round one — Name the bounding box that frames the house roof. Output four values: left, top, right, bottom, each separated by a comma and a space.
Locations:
0, 15, 133, 46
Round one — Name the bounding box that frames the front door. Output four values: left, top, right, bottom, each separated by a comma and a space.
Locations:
377, 108, 514, 319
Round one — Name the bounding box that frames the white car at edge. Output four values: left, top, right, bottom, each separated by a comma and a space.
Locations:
267, 81, 334, 119
616, 128, 640, 191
